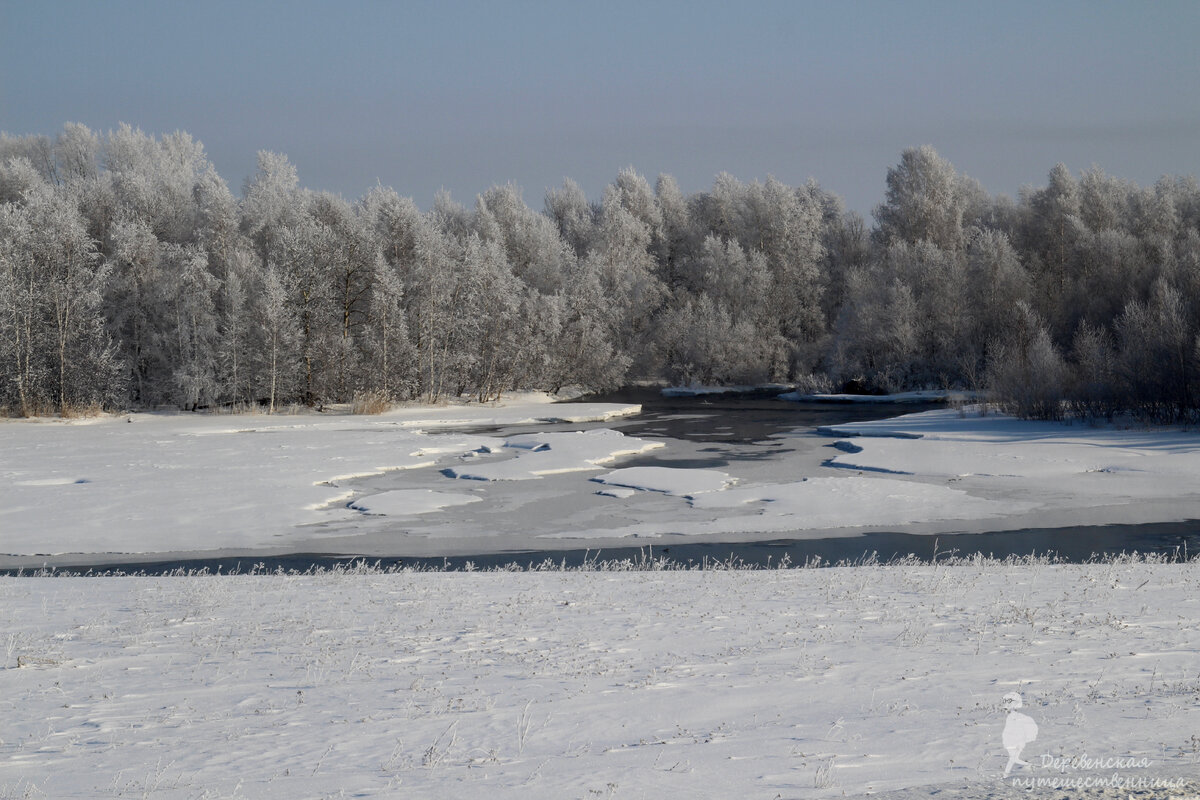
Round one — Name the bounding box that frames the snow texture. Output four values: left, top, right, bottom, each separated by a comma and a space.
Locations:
3, 562, 1199, 798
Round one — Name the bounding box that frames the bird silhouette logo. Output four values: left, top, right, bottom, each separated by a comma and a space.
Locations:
1001, 692, 1038, 777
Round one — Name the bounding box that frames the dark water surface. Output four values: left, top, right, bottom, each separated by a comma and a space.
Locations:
587, 387, 947, 443
8, 389, 1198, 574
11, 521, 1198, 575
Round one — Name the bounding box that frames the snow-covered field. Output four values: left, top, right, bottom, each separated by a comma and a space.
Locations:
3, 560, 1200, 799
5, 397, 1200, 565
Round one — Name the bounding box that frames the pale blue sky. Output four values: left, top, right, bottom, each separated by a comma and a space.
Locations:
2, 0, 1198, 215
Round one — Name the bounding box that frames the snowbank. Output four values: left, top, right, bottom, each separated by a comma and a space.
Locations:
4, 563, 1199, 798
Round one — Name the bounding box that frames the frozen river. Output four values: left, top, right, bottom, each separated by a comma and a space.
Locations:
8, 389, 1200, 573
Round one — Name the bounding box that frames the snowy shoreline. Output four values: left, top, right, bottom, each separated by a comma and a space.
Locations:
4, 560, 1199, 798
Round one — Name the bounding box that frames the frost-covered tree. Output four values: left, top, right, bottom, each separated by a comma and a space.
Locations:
757, 177, 828, 357
865, 240, 970, 385
691, 235, 771, 327
1023, 163, 1084, 304
3, 180, 121, 412
0, 201, 44, 414
404, 216, 461, 400
103, 125, 211, 245
546, 257, 630, 392
1065, 228, 1148, 339
821, 206, 871, 327
8, 122, 1200, 417
658, 292, 770, 387
242, 151, 304, 268
0, 134, 56, 195
658, 294, 738, 386
308, 192, 375, 400
1078, 166, 1128, 233
544, 178, 597, 259
276, 216, 334, 405
215, 246, 256, 404
106, 216, 167, 404
593, 182, 667, 369
829, 269, 920, 392
1068, 322, 1118, 420
964, 228, 1030, 381
165, 245, 220, 409
608, 168, 663, 247
431, 189, 472, 243
254, 265, 299, 413
363, 258, 415, 399
985, 302, 1067, 420
694, 172, 743, 241
475, 184, 571, 294
653, 173, 695, 287
0, 154, 52, 205
874, 146, 979, 253
192, 164, 249, 404
1115, 279, 1193, 419
54, 123, 100, 185
457, 234, 526, 401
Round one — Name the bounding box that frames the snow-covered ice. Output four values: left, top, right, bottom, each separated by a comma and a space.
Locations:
442, 429, 664, 481
819, 407, 1200, 528
689, 476, 1028, 525
590, 465, 734, 496
0, 394, 643, 557
3, 561, 1199, 799
7, 399, 1200, 561
595, 486, 638, 499
349, 489, 482, 516
544, 475, 1024, 540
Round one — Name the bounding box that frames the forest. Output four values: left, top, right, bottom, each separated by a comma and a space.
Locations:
2, 124, 1199, 421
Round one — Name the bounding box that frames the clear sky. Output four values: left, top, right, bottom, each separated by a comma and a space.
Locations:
2, 0, 1198, 216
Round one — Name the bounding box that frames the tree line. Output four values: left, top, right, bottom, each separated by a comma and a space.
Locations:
2, 125, 1199, 420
